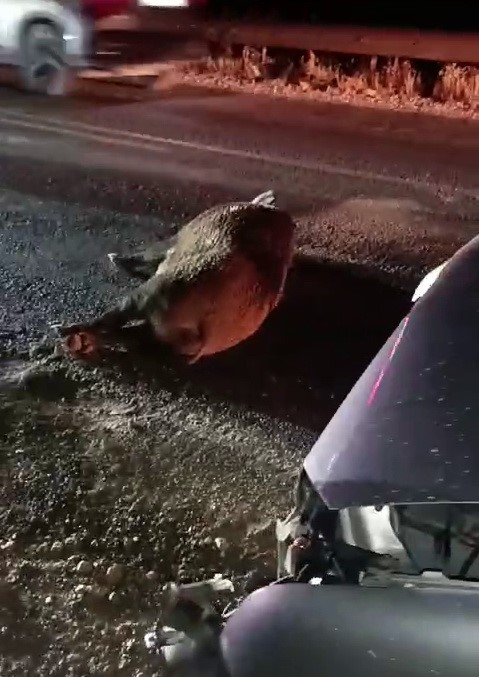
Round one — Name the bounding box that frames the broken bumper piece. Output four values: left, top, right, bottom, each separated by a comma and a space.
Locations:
144, 574, 236, 674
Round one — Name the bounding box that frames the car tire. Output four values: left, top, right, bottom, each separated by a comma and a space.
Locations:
19, 21, 74, 96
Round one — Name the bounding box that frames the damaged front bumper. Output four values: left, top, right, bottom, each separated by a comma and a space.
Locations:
143, 574, 238, 675
143, 510, 312, 674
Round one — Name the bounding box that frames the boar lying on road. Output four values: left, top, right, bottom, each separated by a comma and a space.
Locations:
56, 190, 297, 363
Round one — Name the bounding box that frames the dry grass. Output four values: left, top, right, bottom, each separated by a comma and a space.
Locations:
183, 45, 479, 112
434, 63, 479, 104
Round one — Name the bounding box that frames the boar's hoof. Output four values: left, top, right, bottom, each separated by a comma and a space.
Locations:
64, 330, 101, 359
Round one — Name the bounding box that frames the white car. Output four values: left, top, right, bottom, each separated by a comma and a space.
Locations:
0, 0, 89, 95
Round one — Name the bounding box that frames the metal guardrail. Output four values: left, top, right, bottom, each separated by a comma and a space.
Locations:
104, 11, 479, 65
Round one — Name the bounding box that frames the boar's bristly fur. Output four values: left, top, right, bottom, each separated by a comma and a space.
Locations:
56, 190, 297, 364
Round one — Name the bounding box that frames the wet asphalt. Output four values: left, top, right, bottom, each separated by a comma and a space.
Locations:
0, 34, 478, 675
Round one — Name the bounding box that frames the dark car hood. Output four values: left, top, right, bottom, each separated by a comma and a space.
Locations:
304, 234, 479, 509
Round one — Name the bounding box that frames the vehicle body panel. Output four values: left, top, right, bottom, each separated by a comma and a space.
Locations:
81, 0, 133, 20
220, 582, 479, 677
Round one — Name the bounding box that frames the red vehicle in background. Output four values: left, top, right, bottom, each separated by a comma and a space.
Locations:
77, 0, 208, 56
81, 0, 134, 22
81, 0, 207, 22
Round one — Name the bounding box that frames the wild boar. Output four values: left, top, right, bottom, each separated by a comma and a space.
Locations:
56, 190, 297, 363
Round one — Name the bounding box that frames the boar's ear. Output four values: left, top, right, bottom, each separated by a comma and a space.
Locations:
108, 252, 155, 281
107, 236, 177, 282
251, 189, 276, 208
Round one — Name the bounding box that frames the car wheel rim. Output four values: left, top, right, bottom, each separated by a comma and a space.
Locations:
24, 27, 66, 94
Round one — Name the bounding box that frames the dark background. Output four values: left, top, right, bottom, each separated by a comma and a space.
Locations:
201, 1, 477, 31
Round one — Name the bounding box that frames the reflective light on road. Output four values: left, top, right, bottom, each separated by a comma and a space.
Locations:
0, 133, 29, 144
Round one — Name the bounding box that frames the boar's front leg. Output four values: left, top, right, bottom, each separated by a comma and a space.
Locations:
53, 277, 159, 338
54, 299, 140, 338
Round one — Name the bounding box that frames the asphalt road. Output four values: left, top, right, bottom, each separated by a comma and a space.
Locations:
0, 64, 478, 675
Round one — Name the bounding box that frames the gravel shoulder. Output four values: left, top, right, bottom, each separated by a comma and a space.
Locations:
0, 181, 412, 675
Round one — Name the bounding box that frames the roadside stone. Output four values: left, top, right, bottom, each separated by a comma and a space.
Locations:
65, 535, 79, 549
5, 570, 19, 584
123, 537, 134, 552
37, 541, 49, 557
50, 541, 63, 557
74, 583, 90, 595
108, 591, 122, 605
81, 586, 110, 613
214, 537, 228, 554
115, 622, 134, 639
105, 563, 125, 586
77, 560, 93, 575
